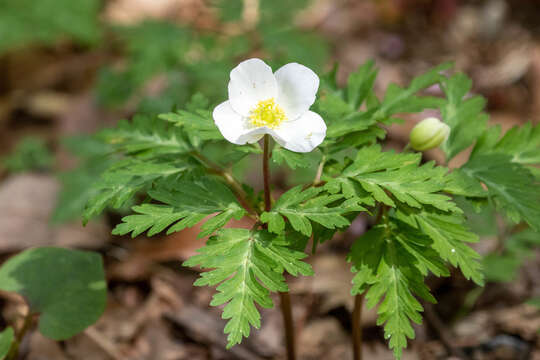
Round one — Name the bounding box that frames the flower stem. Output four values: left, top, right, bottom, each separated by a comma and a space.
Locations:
279, 292, 296, 360
262, 135, 296, 360
352, 293, 365, 360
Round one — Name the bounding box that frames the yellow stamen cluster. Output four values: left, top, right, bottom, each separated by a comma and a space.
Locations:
249, 98, 286, 129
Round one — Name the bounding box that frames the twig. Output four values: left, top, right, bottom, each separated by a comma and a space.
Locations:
85, 327, 125, 360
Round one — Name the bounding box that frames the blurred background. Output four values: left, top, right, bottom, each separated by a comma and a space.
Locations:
0, 0, 539, 359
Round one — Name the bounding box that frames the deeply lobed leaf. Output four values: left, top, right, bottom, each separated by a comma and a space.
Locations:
113, 177, 246, 238
261, 186, 366, 236
184, 229, 313, 347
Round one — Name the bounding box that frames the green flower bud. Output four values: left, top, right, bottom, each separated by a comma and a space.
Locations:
409, 117, 450, 151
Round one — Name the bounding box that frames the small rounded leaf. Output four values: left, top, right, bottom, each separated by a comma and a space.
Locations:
0, 327, 14, 359
0, 247, 107, 340
410, 117, 450, 151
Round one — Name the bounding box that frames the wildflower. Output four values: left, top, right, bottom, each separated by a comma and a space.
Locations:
410, 117, 450, 151
213, 58, 326, 153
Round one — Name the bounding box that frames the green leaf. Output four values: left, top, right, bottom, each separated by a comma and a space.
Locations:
0, 0, 101, 54
0, 247, 107, 340
483, 228, 540, 283
376, 63, 452, 121
346, 60, 378, 109
261, 186, 365, 236
99, 115, 191, 158
83, 157, 196, 223
440, 73, 488, 160
113, 177, 246, 238
315, 61, 389, 154
443, 169, 487, 197
96, 21, 192, 108
396, 208, 484, 285
272, 145, 312, 169
462, 154, 540, 230
184, 228, 313, 348
0, 327, 13, 360
326, 145, 459, 213
2, 136, 53, 174
159, 108, 222, 147
348, 220, 441, 359
472, 122, 540, 167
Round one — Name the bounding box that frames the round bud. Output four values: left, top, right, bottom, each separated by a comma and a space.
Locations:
409, 117, 450, 151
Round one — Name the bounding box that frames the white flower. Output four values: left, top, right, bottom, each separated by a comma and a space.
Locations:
213, 58, 326, 153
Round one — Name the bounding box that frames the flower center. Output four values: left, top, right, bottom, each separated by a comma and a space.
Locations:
249, 98, 286, 129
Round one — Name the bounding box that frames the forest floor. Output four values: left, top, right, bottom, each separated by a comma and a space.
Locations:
1, 0, 540, 359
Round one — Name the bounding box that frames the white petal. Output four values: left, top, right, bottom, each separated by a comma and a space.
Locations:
228, 58, 278, 116
272, 111, 326, 153
213, 101, 264, 145
275, 63, 319, 120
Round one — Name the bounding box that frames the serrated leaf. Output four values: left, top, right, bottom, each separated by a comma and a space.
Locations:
472, 122, 540, 167
261, 186, 365, 236
462, 153, 540, 230
272, 145, 312, 169
396, 208, 484, 285
84, 157, 196, 223
0, 247, 106, 340
113, 177, 246, 238
376, 63, 452, 121
326, 145, 459, 213
159, 108, 222, 147
443, 169, 487, 197
440, 73, 488, 160
184, 228, 313, 347
348, 220, 441, 359
347, 60, 378, 109
99, 114, 191, 158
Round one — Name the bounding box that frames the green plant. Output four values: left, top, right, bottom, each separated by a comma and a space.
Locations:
0, 247, 107, 359
2, 137, 54, 174
0, 0, 101, 53
76, 54, 540, 360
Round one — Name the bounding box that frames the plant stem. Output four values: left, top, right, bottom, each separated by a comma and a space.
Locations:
191, 151, 258, 218
262, 135, 296, 360
7, 311, 34, 360
279, 292, 296, 360
352, 293, 365, 360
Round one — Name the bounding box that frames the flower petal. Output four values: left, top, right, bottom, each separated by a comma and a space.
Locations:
228, 58, 278, 116
272, 111, 326, 153
275, 63, 319, 120
213, 101, 264, 145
